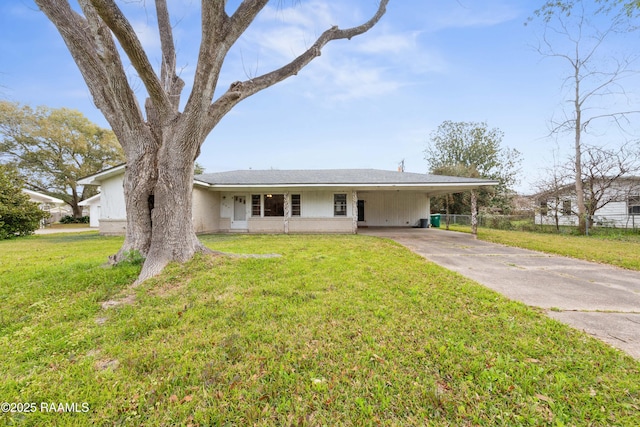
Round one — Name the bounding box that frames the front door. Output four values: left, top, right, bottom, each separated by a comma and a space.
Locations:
231, 196, 247, 229
357, 200, 365, 222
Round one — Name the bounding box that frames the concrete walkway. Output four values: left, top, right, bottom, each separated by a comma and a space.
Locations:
360, 227, 640, 360
35, 227, 95, 234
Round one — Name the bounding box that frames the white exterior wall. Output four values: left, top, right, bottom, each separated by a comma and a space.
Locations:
78, 196, 101, 227
536, 199, 578, 227
358, 191, 430, 227
288, 218, 353, 233
299, 191, 353, 218
215, 190, 356, 233
206, 189, 430, 232
535, 197, 639, 228
192, 187, 220, 233
593, 201, 625, 227
98, 174, 127, 235
100, 174, 126, 220
88, 204, 100, 227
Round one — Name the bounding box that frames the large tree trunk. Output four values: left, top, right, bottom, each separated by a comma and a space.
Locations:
574, 123, 586, 234
115, 152, 157, 261
135, 127, 209, 283
69, 187, 83, 218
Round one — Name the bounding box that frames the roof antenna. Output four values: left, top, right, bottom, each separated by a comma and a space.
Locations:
398, 159, 405, 172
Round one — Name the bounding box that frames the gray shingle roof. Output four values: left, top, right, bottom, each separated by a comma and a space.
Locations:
195, 169, 493, 186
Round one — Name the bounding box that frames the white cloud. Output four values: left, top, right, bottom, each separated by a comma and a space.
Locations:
130, 19, 161, 53
424, 1, 522, 31
224, 4, 448, 103
258, 1, 334, 30
352, 28, 449, 75
355, 32, 416, 55
327, 64, 401, 101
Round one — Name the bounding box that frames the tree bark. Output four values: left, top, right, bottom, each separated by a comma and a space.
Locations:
70, 187, 83, 218
115, 149, 157, 261
134, 122, 209, 283
574, 74, 587, 235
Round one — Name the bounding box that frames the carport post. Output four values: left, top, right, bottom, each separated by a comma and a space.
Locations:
471, 190, 478, 236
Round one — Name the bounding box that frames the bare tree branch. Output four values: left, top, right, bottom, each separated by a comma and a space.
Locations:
206, 0, 389, 132
35, 0, 148, 147
155, 0, 184, 109
89, 0, 172, 116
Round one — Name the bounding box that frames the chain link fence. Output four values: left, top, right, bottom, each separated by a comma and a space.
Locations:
440, 213, 640, 233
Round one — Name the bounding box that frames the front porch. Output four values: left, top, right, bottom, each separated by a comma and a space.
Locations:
193, 188, 432, 234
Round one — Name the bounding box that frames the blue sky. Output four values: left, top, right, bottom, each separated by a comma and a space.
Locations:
1, 1, 638, 194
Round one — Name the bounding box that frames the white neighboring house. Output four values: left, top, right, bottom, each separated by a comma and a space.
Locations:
534, 177, 640, 229
78, 194, 101, 228
78, 164, 497, 235
21, 189, 68, 225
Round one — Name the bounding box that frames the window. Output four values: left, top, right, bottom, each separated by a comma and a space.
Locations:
334, 194, 347, 216
291, 194, 301, 217
562, 200, 572, 215
263, 194, 284, 217
540, 200, 548, 216
251, 195, 261, 217
629, 196, 640, 216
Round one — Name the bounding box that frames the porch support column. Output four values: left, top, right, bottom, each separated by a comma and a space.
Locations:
284, 192, 290, 234
352, 190, 358, 234
471, 189, 478, 237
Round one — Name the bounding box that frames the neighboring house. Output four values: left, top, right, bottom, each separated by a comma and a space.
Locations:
534, 177, 640, 228
78, 194, 101, 228
22, 189, 68, 225
78, 164, 497, 235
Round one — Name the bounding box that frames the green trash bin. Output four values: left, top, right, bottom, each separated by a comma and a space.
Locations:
430, 214, 441, 228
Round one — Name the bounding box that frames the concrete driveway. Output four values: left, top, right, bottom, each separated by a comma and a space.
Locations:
360, 227, 640, 360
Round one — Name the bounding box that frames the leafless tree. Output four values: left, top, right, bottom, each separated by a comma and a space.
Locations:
33, 0, 389, 282
536, 142, 640, 231
578, 142, 640, 224
534, 1, 640, 234
534, 151, 572, 231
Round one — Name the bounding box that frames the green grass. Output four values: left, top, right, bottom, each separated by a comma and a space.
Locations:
1, 233, 639, 426
446, 225, 640, 270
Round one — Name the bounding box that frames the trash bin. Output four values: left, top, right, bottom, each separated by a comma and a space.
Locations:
419, 218, 429, 228
430, 214, 441, 228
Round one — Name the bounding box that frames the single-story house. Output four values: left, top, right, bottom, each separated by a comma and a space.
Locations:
22, 189, 68, 225
534, 177, 640, 228
78, 164, 497, 235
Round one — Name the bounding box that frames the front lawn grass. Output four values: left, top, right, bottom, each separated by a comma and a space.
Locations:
446, 225, 640, 270
1, 233, 639, 426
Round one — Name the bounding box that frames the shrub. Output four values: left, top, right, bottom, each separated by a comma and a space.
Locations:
0, 165, 49, 239
59, 215, 90, 224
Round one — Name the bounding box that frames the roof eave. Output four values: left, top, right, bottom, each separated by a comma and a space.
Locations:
21, 189, 66, 204
202, 181, 498, 191
78, 164, 126, 185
